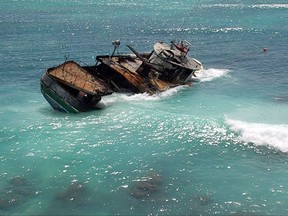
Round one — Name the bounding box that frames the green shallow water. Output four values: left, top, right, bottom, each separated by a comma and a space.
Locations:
1, 86, 288, 215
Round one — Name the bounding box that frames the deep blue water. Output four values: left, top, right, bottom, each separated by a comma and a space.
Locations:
1, 0, 288, 215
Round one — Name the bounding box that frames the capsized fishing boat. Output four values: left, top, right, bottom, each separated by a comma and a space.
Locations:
40, 40, 203, 113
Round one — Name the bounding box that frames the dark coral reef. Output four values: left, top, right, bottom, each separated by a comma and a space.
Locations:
0, 176, 36, 210
55, 181, 89, 206
130, 173, 162, 199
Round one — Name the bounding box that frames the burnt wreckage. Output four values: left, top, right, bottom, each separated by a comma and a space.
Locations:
40, 40, 203, 113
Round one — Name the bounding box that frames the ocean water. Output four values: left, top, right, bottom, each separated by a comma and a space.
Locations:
1, 0, 288, 215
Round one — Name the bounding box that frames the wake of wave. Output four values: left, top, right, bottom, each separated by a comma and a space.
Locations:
99, 86, 185, 106
226, 118, 288, 152
99, 68, 229, 106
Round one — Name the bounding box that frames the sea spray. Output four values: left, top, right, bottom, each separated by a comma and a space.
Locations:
197, 68, 230, 82
99, 85, 186, 107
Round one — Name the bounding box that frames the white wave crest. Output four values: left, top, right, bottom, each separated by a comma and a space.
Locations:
249, 4, 288, 9
196, 68, 230, 82
201, 4, 244, 8
226, 118, 288, 152
203, 4, 288, 9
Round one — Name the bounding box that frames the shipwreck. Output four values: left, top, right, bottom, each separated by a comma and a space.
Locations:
40, 40, 203, 113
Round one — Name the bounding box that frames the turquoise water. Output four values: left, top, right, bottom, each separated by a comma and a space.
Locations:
1, 0, 288, 215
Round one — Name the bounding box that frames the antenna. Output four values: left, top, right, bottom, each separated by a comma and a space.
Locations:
64, 55, 70, 62
111, 40, 120, 57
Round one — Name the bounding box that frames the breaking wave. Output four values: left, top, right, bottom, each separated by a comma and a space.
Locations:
202, 4, 288, 9
248, 4, 288, 9
226, 118, 288, 152
196, 68, 230, 82
153, 27, 245, 34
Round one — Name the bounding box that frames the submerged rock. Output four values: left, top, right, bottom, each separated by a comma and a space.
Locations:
0, 176, 37, 210
0, 195, 23, 210
9, 176, 36, 197
192, 194, 214, 206
55, 182, 88, 205
130, 173, 162, 199
9, 176, 27, 187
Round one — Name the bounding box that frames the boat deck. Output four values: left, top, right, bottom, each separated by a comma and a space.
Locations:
48, 61, 110, 95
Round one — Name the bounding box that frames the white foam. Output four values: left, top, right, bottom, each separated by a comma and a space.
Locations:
249, 4, 288, 9
121, 87, 182, 101
196, 68, 230, 82
202, 4, 244, 8
226, 118, 288, 152
99, 86, 184, 106
203, 4, 288, 9
120, 92, 161, 101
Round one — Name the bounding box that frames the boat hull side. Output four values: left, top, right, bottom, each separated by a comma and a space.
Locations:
40, 81, 79, 113
41, 73, 101, 113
